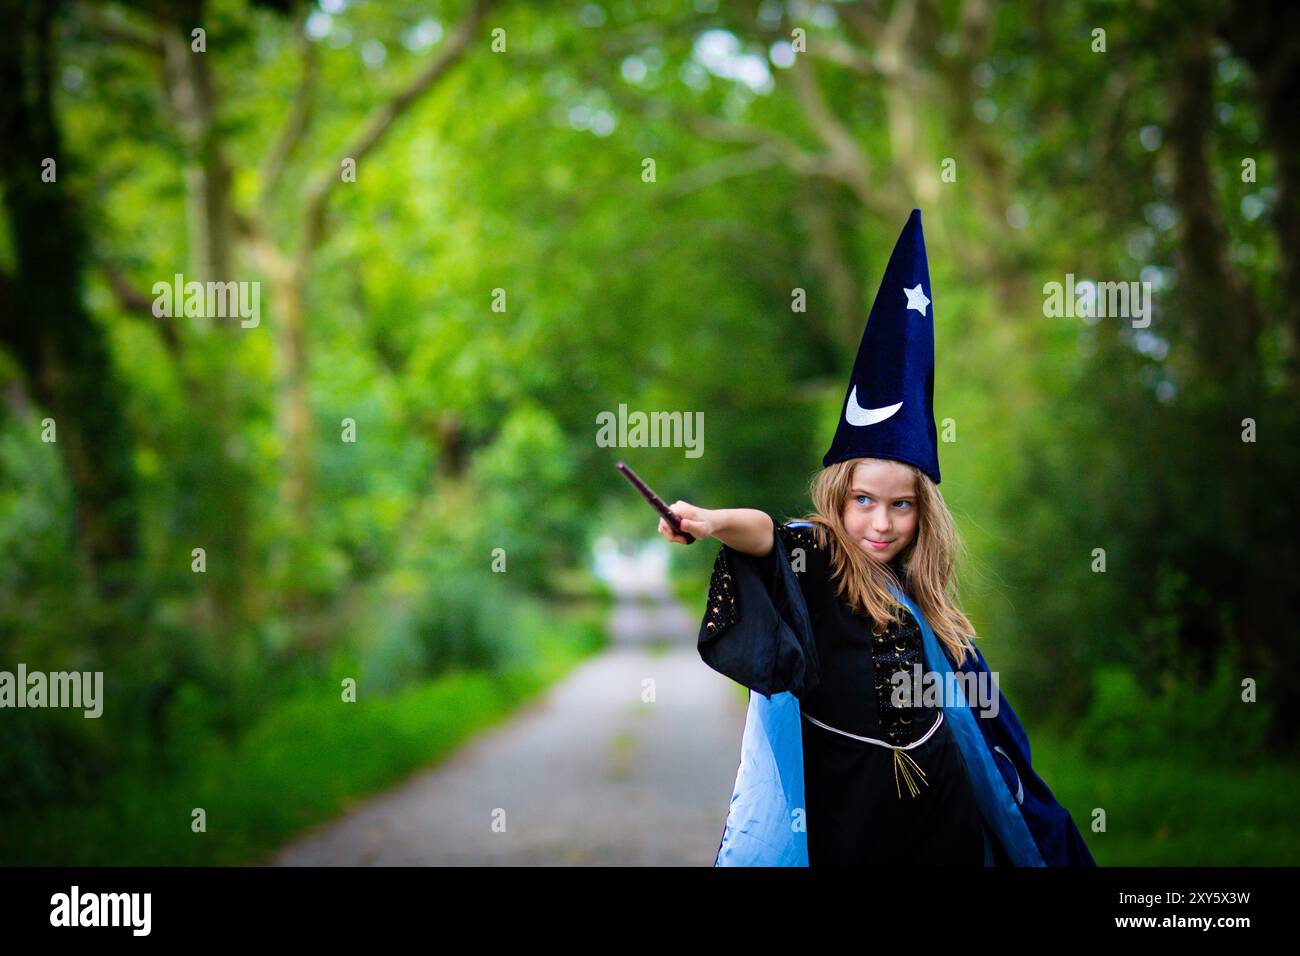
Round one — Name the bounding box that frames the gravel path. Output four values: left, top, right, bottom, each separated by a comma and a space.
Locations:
267, 546, 745, 866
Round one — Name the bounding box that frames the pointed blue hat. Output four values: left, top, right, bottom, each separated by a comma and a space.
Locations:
822, 208, 940, 484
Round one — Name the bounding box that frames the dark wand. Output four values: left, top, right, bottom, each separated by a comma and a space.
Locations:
615, 461, 695, 544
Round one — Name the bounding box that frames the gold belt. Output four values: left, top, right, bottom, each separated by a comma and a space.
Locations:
800, 710, 943, 799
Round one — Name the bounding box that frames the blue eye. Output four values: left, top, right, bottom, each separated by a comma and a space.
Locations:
855, 494, 910, 509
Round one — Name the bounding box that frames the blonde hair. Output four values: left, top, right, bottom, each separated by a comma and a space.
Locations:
793, 457, 978, 668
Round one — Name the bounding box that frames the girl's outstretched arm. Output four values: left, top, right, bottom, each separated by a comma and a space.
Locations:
658, 503, 774, 557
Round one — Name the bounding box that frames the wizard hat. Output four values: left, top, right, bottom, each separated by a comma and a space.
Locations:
822, 208, 940, 484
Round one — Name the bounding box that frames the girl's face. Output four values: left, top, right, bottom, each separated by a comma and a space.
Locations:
841, 459, 918, 563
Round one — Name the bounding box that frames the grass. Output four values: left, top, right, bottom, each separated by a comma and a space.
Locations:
1028, 730, 1300, 866
0, 598, 608, 866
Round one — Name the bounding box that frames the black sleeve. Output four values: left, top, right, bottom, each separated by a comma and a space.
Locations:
774, 520, 832, 609
696, 511, 822, 699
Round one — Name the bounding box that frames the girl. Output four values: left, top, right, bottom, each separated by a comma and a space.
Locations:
651, 209, 1094, 867
658, 456, 988, 866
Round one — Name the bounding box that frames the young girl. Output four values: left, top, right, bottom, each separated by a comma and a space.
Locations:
654, 209, 1094, 867
659, 456, 988, 865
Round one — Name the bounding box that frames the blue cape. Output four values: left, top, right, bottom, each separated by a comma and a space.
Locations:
707, 527, 1096, 867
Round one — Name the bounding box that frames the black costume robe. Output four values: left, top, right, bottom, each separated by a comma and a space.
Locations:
699, 512, 1096, 867
700, 513, 985, 865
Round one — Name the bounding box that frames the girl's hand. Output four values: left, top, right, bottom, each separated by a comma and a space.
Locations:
658, 500, 714, 545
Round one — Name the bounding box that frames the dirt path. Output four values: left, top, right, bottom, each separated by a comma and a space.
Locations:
267, 545, 746, 865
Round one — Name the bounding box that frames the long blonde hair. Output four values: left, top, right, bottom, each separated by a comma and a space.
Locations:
794, 457, 978, 668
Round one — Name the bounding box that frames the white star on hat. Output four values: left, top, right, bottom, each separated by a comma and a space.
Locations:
904, 284, 930, 315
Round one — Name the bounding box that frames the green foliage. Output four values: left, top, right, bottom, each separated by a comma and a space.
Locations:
1026, 728, 1300, 866
363, 560, 513, 694
1078, 656, 1273, 768
467, 401, 583, 594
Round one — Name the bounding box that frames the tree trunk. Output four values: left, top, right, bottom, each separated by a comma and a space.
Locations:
1220, 0, 1300, 397
0, 0, 139, 600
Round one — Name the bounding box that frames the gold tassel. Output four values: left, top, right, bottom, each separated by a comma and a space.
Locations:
893, 748, 930, 798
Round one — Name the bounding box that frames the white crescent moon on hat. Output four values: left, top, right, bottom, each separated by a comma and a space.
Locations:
845, 386, 903, 426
